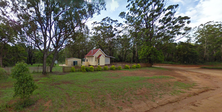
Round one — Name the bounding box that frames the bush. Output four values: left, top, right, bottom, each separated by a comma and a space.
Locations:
86, 67, 90, 72
97, 65, 102, 71
71, 67, 75, 72
131, 65, 136, 69
0, 67, 8, 80
117, 66, 122, 70
125, 65, 130, 69
89, 66, 94, 72
136, 64, 141, 68
103, 66, 108, 70
81, 66, 86, 72
110, 65, 116, 70
11, 62, 38, 99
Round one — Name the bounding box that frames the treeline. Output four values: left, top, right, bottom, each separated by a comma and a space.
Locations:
0, 0, 221, 75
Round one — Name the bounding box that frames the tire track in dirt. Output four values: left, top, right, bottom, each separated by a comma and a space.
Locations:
149, 66, 222, 112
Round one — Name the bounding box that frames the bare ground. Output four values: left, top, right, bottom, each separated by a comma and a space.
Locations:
146, 64, 222, 112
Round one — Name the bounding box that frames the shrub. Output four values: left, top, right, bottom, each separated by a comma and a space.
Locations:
0, 67, 8, 80
89, 66, 94, 72
136, 64, 141, 68
131, 65, 136, 69
125, 65, 130, 69
97, 65, 102, 71
71, 67, 75, 72
110, 65, 116, 70
86, 67, 90, 72
81, 66, 86, 72
103, 66, 108, 70
11, 62, 38, 99
117, 66, 122, 70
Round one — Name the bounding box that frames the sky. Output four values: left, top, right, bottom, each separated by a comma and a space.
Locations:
86, 0, 222, 32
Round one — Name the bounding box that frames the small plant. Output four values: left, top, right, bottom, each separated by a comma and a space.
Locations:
81, 66, 86, 72
89, 66, 94, 72
125, 65, 130, 69
97, 65, 102, 71
117, 66, 122, 70
71, 67, 75, 72
103, 66, 108, 70
0, 67, 8, 80
11, 62, 38, 100
136, 64, 141, 68
110, 65, 116, 70
131, 65, 136, 69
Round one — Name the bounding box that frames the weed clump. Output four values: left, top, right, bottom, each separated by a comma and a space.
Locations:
125, 65, 130, 69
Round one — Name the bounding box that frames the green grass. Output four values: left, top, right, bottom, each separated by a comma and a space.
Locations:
201, 66, 222, 69
0, 69, 195, 111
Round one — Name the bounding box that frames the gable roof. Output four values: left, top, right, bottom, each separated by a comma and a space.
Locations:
85, 48, 114, 58
85, 49, 100, 57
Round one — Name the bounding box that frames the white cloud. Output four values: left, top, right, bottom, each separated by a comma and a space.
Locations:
109, 0, 119, 11
179, 0, 222, 27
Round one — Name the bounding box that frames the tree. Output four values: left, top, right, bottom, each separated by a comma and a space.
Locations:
0, 0, 105, 74
91, 17, 122, 56
119, 0, 191, 64
195, 21, 222, 62
0, 22, 17, 67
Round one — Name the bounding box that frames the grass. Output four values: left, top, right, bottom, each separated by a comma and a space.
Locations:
0, 68, 195, 111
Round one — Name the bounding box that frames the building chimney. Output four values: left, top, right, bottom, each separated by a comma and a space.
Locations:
91, 49, 93, 54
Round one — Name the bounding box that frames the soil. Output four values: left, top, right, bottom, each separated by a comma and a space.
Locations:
142, 64, 222, 112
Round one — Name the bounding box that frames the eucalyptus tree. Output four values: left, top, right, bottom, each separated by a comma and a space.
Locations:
119, 0, 191, 64
91, 16, 122, 56
195, 21, 222, 62
0, 0, 105, 74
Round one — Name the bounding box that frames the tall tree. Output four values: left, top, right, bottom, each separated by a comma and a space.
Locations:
0, 0, 105, 74
119, 0, 191, 64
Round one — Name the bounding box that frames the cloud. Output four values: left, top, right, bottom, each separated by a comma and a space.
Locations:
109, 0, 119, 11
178, 0, 222, 27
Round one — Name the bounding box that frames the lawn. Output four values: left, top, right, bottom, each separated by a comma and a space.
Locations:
0, 67, 195, 111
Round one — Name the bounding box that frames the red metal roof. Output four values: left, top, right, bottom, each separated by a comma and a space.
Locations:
85, 49, 100, 57
97, 54, 102, 59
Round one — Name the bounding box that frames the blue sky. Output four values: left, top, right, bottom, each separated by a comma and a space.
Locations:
86, 0, 222, 31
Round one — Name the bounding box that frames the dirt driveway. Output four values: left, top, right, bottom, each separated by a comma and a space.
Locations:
150, 65, 222, 112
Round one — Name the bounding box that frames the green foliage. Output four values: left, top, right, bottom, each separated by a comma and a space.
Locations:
97, 65, 102, 71
139, 46, 164, 64
89, 66, 94, 72
125, 65, 130, 69
11, 62, 37, 99
81, 66, 86, 72
110, 65, 116, 70
136, 64, 141, 68
71, 67, 75, 72
117, 66, 122, 70
86, 67, 90, 72
0, 67, 8, 80
103, 66, 108, 70
131, 65, 136, 69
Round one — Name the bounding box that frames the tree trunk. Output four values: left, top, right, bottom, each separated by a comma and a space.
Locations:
42, 52, 47, 75
135, 43, 138, 63
50, 50, 58, 73
0, 45, 3, 67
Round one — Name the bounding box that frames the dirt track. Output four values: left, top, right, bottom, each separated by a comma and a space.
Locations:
150, 65, 222, 112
